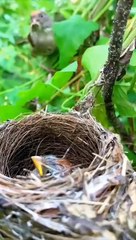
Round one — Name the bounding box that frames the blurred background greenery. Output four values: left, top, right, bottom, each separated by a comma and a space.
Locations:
0, 0, 136, 162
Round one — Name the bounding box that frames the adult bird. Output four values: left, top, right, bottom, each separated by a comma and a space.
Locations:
28, 10, 57, 56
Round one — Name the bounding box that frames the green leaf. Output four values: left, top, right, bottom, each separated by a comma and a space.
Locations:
82, 45, 108, 80
124, 146, 136, 166
52, 72, 73, 88
61, 61, 78, 72
0, 105, 31, 122
18, 62, 77, 105
51, 62, 77, 88
18, 81, 54, 104
129, 50, 136, 66
96, 37, 109, 45
114, 85, 136, 117
127, 90, 136, 103
53, 15, 99, 68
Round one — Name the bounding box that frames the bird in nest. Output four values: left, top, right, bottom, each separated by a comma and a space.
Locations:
31, 155, 73, 178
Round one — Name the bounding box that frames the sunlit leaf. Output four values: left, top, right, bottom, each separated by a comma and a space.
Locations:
0, 105, 31, 122
53, 15, 99, 68
82, 45, 108, 79
130, 50, 136, 66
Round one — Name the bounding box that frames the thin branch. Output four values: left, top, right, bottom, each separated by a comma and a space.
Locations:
102, 0, 134, 148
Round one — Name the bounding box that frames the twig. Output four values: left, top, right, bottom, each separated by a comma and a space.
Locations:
102, 0, 134, 148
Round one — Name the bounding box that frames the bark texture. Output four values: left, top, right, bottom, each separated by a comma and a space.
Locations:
103, 0, 133, 146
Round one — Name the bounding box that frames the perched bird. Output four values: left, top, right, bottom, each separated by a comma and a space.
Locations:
31, 155, 73, 177
28, 10, 57, 56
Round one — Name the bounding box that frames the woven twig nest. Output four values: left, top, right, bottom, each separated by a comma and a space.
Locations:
0, 112, 120, 177
0, 113, 135, 239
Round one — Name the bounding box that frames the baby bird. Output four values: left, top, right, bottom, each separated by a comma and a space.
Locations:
31, 154, 73, 177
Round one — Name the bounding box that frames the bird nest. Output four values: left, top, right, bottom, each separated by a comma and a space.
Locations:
0, 112, 135, 239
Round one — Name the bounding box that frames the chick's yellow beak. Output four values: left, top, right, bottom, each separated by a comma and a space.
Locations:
31, 156, 44, 176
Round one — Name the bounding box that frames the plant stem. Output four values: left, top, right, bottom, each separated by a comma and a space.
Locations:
123, 15, 136, 41
73, 0, 86, 15
93, 0, 114, 22
102, 0, 134, 147
81, 0, 96, 18
89, 0, 108, 19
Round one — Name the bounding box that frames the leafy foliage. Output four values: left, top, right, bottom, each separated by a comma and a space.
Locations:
53, 15, 99, 68
82, 45, 108, 80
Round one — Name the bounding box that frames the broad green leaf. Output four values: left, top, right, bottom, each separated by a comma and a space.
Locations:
82, 45, 108, 80
0, 105, 31, 122
53, 15, 99, 68
127, 90, 136, 103
61, 61, 78, 72
52, 72, 73, 88
130, 50, 136, 66
17, 62, 77, 106
0, 86, 27, 105
96, 37, 109, 45
114, 85, 136, 117
18, 81, 55, 104
51, 61, 77, 87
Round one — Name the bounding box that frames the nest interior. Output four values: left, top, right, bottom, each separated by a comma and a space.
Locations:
0, 113, 115, 178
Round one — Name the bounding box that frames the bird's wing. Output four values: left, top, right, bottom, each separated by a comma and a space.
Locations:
28, 33, 35, 47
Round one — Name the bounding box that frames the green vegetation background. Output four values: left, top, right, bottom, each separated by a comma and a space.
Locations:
0, 0, 136, 162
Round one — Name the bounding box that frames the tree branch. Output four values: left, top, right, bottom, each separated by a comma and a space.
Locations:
102, 0, 134, 148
